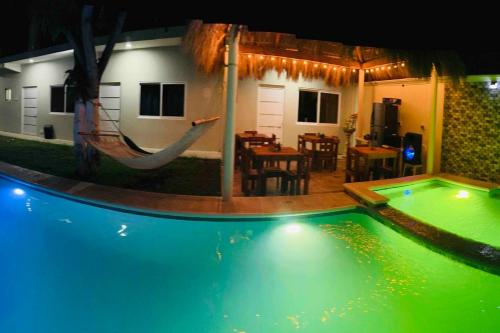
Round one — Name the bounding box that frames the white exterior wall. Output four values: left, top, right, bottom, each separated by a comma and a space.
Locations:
236, 71, 357, 153
0, 44, 357, 154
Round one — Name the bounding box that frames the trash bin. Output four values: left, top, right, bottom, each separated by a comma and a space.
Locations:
43, 125, 54, 139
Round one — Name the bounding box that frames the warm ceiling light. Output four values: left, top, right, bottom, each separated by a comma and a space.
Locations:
401, 62, 405, 67
293, 60, 297, 64
125, 42, 132, 49
247, 54, 252, 58
342, 68, 346, 72
259, 55, 264, 60
323, 64, 327, 68
370, 69, 374, 72
303, 61, 308, 65
271, 57, 276, 61
376, 68, 379, 71
282, 59, 286, 63
381, 66, 385, 70
314, 63, 318, 68
352, 69, 356, 73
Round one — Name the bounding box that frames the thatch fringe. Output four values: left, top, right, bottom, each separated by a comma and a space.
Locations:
183, 20, 464, 86
182, 20, 227, 74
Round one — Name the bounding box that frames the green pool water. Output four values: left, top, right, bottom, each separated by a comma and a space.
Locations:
376, 179, 500, 247
1, 177, 500, 332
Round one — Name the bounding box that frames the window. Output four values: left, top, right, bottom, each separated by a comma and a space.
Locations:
5, 88, 12, 101
50, 86, 75, 113
298, 90, 339, 124
140, 83, 185, 117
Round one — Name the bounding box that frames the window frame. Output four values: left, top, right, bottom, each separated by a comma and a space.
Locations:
296, 88, 341, 126
49, 85, 75, 115
137, 81, 187, 120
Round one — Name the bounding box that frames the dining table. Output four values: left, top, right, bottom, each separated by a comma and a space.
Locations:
298, 134, 339, 170
350, 146, 399, 181
250, 146, 305, 195
235, 132, 275, 167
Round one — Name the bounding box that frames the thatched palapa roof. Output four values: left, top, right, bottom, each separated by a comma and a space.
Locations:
183, 20, 464, 87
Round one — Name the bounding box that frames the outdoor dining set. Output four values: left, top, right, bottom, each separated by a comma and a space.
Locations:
235, 131, 339, 196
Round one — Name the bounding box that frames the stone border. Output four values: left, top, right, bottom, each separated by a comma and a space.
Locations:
374, 206, 500, 276
0, 161, 358, 217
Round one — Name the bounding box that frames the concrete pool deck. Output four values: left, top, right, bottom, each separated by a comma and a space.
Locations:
0, 161, 358, 215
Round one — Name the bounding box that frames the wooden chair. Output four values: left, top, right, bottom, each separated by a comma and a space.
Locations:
240, 147, 258, 195
244, 130, 257, 135
379, 147, 402, 179
282, 153, 311, 195
345, 147, 367, 183
315, 140, 338, 172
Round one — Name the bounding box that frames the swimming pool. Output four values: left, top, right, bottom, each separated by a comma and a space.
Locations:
1, 176, 499, 332
375, 179, 500, 247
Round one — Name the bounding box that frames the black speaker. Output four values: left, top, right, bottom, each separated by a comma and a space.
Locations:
403, 132, 422, 165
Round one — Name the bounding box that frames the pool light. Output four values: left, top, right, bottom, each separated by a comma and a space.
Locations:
456, 190, 469, 199
13, 188, 25, 196
403, 189, 412, 196
285, 223, 302, 234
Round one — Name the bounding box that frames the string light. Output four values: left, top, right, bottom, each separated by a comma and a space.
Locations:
239, 53, 398, 79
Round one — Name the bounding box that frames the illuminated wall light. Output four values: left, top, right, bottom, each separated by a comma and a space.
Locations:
314, 63, 318, 68
322, 64, 327, 69
342, 68, 346, 72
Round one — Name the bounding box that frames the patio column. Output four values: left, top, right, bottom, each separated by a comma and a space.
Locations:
427, 65, 438, 174
222, 25, 239, 201
355, 68, 365, 147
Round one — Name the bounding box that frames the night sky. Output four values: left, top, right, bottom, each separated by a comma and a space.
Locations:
1, 1, 499, 74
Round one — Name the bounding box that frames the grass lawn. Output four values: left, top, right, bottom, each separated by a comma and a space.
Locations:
0, 135, 221, 196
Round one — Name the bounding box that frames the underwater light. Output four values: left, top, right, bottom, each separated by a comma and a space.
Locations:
404, 189, 412, 196
456, 190, 469, 199
13, 188, 25, 196
285, 223, 302, 234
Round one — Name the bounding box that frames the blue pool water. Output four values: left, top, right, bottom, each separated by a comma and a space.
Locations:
0, 177, 499, 332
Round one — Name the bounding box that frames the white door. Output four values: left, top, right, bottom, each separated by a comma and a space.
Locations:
99, 83, 121, 132
256, 86, 285, 142
22, 87, 38, 135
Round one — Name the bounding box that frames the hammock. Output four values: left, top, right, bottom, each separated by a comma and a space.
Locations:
79, 116, 220, 169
